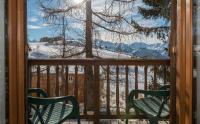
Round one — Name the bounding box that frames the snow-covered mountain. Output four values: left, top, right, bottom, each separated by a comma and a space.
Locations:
94, 39, 169, 59
29, 39, 168, 59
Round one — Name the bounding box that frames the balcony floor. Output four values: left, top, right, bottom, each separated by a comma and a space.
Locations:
63, 120, 169, 124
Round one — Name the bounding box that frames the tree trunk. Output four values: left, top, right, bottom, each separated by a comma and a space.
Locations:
85, 0, 95, 111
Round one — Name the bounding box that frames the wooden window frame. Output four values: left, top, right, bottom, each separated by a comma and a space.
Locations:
7, 0, 193, 123
8, 0, 26, 123
176, 0, 193, 124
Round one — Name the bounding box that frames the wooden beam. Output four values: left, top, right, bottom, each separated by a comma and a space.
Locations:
8, 0, 18, 123
185, 0, 193, 123
176, 0, 193, 123
169, 0, 177, 124
8, 0, 26, 123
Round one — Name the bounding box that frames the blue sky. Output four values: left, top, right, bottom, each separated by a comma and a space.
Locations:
27, 0, 86, 41
27, 0, 169, 44
27, 0, 54, 40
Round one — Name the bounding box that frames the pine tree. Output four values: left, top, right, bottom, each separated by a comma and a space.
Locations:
131, 0, 171, 42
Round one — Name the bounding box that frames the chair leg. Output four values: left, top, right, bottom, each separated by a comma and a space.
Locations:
126, 119, 128, 124
77, 119, 80, 124
149, 118, 158, 124
77, 115, 81, 124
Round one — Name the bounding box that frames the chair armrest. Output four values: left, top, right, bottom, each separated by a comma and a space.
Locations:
128, 90, 170, 101
127, 90, 169, 109
28, 88, 48, 98
28, 96, 78, 106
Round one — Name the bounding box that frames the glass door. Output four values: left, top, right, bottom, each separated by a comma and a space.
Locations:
0, 0, 6, 123
193, 0, 200, 123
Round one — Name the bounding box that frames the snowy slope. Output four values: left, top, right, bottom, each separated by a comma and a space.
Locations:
29, 42, 132, 59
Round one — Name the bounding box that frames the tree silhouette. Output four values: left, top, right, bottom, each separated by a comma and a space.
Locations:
131, 0, 171, 42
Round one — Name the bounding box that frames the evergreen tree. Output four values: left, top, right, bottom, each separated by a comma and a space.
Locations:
131, 0, 171, 42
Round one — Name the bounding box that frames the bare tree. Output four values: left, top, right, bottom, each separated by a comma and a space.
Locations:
37, 0, 166, 111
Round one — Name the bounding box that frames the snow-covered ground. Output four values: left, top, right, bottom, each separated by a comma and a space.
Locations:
29, 42, 132, 59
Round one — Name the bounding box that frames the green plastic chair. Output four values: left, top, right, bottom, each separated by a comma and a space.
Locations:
126, 85, 170, 124
28, 88, 80, 124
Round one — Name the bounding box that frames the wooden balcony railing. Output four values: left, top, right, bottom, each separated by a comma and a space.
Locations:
28, 58, 170, 123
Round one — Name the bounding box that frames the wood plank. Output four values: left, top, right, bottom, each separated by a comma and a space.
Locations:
144, 66, 148, 90
106, 65, 110, 115
47, 65, 50, 95
154, 66, 157, 90
56, 65, 59, 96
94, 65, 100, 124
84, 66, 87, 115
65, 66, 69, 96
169, 0, 177, 123
8, 0, 18, 122
29, 59, 170, 66
37, 66, 41, 88
135, 66, 138, 98
116, 65, 120, 115
164, 66, 167, 85
185, 0, 193, 123
125, 66, 129, 114
176, 0, 190, 123
8, 0, 26, 123
75, 65, 78, 99
17, 0, 26, 122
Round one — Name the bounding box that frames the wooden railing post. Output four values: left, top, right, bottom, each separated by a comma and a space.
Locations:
94, 64, 100, 124
27, 64, 32, 89
106, 65, 110, 115
47, 65, 50, 95
37, 65, 40, 89
144, 66, 148, 90
153, 66, 157, 90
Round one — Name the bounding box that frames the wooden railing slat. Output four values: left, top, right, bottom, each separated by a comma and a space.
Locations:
106, 65, 110, 115
144, 66, 148, 90
135, 66, 138, 98
125, 65, 129, 114
65, 66, 68, 96
164, 66, 167, 84
75, 65, 78, 99
84, 66, 87, 115
56, 65, 59, 96
135, 66, 138, 90
94, 65, 100, 124
27, 65, 32, 89
37, 65, 40, 88
47, 65, 50, 95
153, 66, 157, 90
116, 65, 120, 115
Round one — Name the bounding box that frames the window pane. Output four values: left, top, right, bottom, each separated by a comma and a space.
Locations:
193, 0, 200, 123
27, 0, 170, 59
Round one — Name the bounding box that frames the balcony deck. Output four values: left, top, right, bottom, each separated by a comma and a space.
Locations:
28, 58, 170, 123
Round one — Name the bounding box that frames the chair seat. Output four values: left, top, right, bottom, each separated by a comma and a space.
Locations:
31, 102, 73, 124
133, 97, 169, 118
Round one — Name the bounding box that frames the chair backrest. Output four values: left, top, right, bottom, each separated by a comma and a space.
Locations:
159, 84, 171, 91
28, 88, 48, 98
